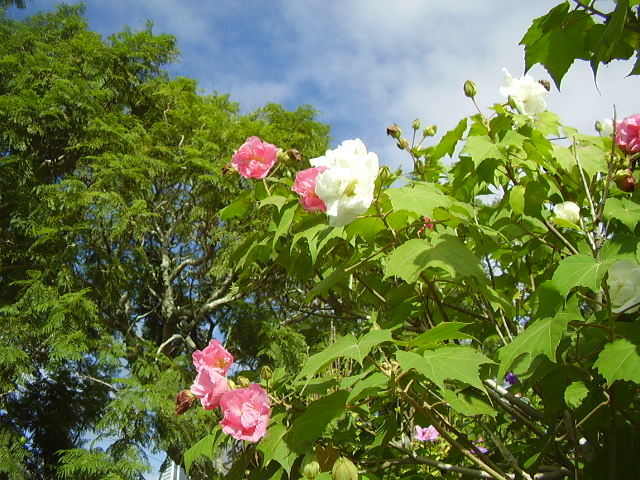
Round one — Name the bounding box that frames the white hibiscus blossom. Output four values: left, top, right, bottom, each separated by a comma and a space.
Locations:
310, 139, 379, 227
500, 68, 548, 115
607, 260, 640, 313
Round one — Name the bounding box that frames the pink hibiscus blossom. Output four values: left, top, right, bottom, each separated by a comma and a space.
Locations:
190, 368, 230, 410
231, 136, 279, 178
615, 114, 640, 153
415, 425, 440, 442
291, 166, 329, 212
192, 339, 234, 375
219, 383, 270, 442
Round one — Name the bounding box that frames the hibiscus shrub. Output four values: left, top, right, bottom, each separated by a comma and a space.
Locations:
182, 71, 640, 480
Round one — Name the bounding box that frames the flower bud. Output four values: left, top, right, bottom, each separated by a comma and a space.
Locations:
276, 148, 289, 164
412, 118, 421, 131
175, 389, 196, 415
594, 120, 603, 133
377, 165, 390, 183
301, 453, 321, 479
396, 138, 409, 150
423, 125, 438, 137
463, 80, 478, 98
615, 169, 637, 193
332, 457, 358, 480
260, 365, 273, 381
386, 123, 402, 139
553, 201, 581, 224
236, 375, 250, 388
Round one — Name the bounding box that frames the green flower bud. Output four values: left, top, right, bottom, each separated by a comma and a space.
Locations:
236, 375, 250, 388
396, 138, 409, 150
412, 118, 421, 131
301, 453, 321, 479
423, 125, 437, 137
594, 121, 603, 133
260, 365, 273, 380
332, 457, 358, 480
463, 80, 477, 98
386, 123, 402, 139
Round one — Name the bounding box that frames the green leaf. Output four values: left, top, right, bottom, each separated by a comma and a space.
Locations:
219, 192, 251, 220
384, 234, 485, 283
496, 311, 575, 380
604, 197, 640, 231
509, 185, 525, 215
257, 422, 297, 473
552, 254, 613, 296
272, 201, 297, 247
428, 118, 468, 161
385, 183, 452, 218
396, 346, 493, 390
564, 381, 588, 409
345, 372, 388, 404
441, 389, 497, 417
589, 0, 629, 76
594, 339, 640, 385
462, 135, 507, 167
406, 322, 473, 348
296, 329, 393, 380
184, 431, 224, 473
287, 390, 349, 453
520, 2, 594, 88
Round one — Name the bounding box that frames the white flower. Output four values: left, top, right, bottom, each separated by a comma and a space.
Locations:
553, 201, 581, 224
600, 118, 614, 137
310, 139, 379, 227
499, 68, 548, 115
607, 260, 640, 313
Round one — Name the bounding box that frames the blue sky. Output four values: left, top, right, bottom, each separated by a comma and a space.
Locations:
9, 0, 640, 172
7, 0, 640, 476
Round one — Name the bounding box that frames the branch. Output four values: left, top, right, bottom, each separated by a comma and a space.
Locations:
386, 441, 570, 479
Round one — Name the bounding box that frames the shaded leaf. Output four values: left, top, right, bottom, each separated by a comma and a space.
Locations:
594, 339, 640, 385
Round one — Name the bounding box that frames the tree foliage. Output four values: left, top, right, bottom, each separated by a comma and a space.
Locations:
0, 5, 330, 478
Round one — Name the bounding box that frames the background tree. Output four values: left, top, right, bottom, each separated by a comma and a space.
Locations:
0, 5, 331, 478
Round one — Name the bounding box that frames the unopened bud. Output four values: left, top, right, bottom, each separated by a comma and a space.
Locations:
423, 125, 438, 137
615, 169, 637, 192
276, 149, 289, 163
236, 376, 250, 388
332, 457, 358, 480
396, 138, 409, 150
386, 123, 402, 139
175, 390, 196, 415
260, 365, 273, 381
594, 120, 603, 133
301, 453, 321, 479
377, 165, 390, 182
463, 80, 477, 98
412, 118, 421, 131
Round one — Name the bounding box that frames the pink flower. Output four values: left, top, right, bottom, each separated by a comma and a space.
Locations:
231, 136, 279, 178
415, 425, 440, 442
418, 216, 435, 235
615, 114, 640, 153
219, 384, 270, 442
190, 369, 230, 410
291, 166, 329, 212
192, 339, 234, 375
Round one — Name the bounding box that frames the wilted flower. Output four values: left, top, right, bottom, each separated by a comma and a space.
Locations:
499, 68, 548, 115
231, 136, 279, 178
190, 368, 230, 410
192, 339, 234, 375
292, 166, 329, 212
175, 389, 196, 415
473, 437, 489, 455
553, 201, 581, 224
415, 425, 440, 442
615, 169, 637, 193
607, 260, 640, 313
615, 114, 640, 153
219, 383, 270, 442
310, 139, 379, 227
